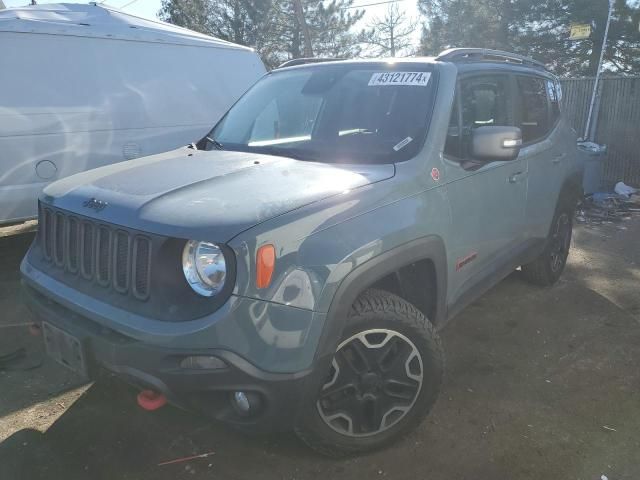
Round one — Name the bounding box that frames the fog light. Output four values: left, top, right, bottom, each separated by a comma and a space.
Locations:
233, 391, 251, 414
179, 355, 226, 370
231, 391, 262, 417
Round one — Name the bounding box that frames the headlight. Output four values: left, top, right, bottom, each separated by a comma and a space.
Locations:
182, 240, 227, 296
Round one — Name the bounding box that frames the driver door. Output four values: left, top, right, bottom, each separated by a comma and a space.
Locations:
443, 73, 527, 305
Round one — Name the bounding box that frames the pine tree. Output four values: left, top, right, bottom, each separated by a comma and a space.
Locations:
159, 0, 272, 53
158, 0, 365, 69
512, 0, 640, 75
158, 0, 213, 36
262, 0, 365, 67
418, 0, 640, 75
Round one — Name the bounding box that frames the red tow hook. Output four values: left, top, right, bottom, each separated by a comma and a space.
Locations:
137, 389, 167, 411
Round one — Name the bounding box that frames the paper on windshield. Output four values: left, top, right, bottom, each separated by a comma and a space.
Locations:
368, 72, 431, 87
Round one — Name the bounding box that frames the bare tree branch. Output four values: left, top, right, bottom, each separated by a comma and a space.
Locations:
360, 3, 418, 57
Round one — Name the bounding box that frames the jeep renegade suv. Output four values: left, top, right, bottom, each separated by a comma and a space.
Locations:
21, 48, 582, 456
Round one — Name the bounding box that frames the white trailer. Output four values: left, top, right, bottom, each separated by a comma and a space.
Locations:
0, 3, 266, 225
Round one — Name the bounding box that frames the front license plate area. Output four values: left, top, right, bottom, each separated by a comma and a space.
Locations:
42, 322, 88, 377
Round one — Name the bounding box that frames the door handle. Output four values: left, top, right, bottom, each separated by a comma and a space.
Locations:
552, 153, 566, 164
508, 172, 527, 183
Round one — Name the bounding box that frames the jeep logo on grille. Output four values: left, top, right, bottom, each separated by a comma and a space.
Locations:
83, 198, 108, 212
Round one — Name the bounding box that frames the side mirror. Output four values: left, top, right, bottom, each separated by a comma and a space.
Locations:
471, 126, 522, 162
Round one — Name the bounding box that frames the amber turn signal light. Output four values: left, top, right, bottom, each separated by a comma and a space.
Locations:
256, 244, 275, 289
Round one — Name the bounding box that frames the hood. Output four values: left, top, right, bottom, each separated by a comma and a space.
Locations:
43, 148, 395, 241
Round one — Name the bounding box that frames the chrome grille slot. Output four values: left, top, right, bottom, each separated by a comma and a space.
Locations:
66, 217, 80, 273
38, 207, 51, 260
38, 206, 152, 301
113, 230, 130, 293
132, 236, 151, 300
80, 221, 95, 279
96, 226, 112, 286
42, 208, 54, 260
53, 212, 65, 266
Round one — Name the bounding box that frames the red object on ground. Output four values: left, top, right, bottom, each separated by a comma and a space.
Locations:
137, 390, 167, 411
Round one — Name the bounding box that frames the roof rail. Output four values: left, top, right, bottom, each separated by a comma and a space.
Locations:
276, 57, 342, 69
435, 48, 546, 70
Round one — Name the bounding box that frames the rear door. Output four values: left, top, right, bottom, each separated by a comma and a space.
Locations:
515, 75, 567, 239
443, 72, 528, 304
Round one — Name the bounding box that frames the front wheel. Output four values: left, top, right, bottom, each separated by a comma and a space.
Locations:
295, 289, 444, 457
521, 203, 574, 286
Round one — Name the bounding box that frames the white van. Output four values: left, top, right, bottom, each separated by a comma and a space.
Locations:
0, 3, 266, 225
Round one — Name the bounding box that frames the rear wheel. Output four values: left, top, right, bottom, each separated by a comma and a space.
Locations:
295, 289, 444, 457
521, 203, 574, 286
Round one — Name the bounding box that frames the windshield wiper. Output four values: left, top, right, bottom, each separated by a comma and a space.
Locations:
205, 136, 224, 150
338, 128, 374, 137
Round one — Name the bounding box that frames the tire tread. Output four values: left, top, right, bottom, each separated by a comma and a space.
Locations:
522, 200, 574, 286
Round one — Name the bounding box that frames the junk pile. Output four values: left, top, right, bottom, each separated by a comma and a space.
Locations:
576, 182, 640, 226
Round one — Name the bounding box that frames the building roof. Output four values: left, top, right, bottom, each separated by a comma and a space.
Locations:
0, 2, 253, 50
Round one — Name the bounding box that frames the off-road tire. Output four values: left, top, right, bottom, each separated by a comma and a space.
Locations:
521, 201, 574, 286
294, 289, 444, 457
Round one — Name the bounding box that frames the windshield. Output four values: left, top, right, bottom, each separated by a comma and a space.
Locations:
205, 63, 437, 164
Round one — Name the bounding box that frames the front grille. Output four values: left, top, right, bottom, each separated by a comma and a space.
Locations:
39, 205, 152, 300
67, 217, 79, 273
113, 230, 130, 293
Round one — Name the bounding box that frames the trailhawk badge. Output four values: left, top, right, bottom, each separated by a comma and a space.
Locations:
431, 168, 440, 182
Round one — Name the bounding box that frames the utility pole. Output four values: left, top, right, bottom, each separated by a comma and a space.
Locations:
583, 0, 614, 141
293, 0, 314, 57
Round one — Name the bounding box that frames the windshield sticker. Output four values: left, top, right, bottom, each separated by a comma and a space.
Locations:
393, 137, 413, 151
368, 72, 431, 87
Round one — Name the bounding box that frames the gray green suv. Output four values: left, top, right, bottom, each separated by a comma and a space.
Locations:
21, 48, 582, 456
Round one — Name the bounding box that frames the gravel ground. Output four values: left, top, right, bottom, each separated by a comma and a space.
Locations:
1, 217, 639, 480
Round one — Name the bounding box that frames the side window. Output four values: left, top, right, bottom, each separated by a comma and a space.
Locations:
547, 79, 561, 123
461, 75, 511, 129
458, 74, 512, 159
517, 76, 550, 143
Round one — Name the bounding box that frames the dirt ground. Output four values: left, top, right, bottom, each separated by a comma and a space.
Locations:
1, 217, 639, 480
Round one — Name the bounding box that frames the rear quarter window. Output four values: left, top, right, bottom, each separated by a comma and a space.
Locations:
516, 76, 551, 143
546, 80, 561, 124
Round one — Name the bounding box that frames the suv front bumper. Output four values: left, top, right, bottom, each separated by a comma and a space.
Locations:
21, 262, 329, 433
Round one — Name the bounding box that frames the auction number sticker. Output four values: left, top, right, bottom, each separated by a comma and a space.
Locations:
368, 71, 431, 87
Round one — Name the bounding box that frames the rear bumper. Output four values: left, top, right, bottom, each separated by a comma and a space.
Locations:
22, 280, 325, 433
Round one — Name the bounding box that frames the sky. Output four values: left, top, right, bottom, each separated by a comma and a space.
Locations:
3, 0, 422, 43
